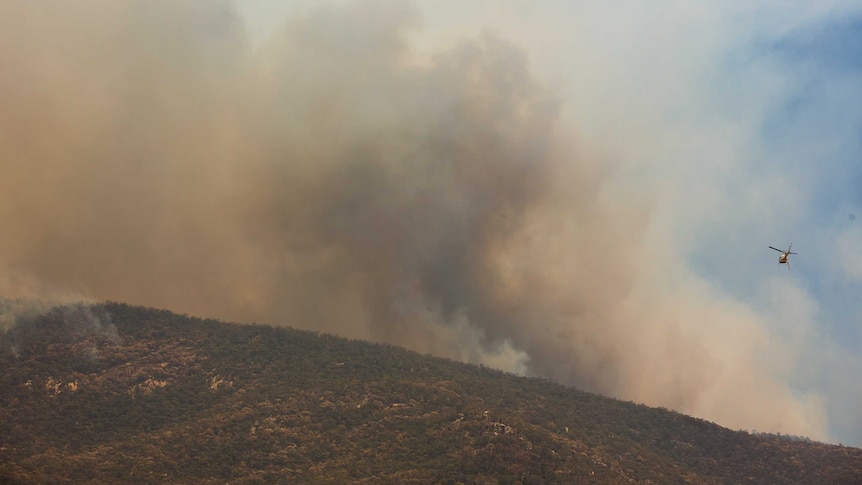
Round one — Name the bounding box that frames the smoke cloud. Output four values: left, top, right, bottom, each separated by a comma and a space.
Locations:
0, 0, 835, 442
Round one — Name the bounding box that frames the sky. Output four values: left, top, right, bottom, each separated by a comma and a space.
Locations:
1, 0, 861, 446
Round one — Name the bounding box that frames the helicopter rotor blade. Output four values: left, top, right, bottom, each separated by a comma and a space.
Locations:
768, 246, 783, 252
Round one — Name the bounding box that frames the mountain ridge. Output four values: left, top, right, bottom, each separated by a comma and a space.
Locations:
1, 301, 860, 484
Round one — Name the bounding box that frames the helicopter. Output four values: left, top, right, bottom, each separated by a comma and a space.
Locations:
768, 244, 797, 269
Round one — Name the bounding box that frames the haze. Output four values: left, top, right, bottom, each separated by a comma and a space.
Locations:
2, 0, 861, 447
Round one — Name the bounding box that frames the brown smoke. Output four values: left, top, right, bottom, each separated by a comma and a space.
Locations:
0, 0, 829, 439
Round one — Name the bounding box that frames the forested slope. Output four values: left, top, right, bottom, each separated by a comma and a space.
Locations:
1, 302, 860, 484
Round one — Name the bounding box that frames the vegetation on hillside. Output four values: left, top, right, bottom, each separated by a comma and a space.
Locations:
1, 301, 861, 484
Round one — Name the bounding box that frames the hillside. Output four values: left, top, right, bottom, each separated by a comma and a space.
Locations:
1, 301, 860, 484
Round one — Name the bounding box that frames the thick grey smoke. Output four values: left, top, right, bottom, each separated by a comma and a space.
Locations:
0, 0, 830, 440
0, 0, 617, 367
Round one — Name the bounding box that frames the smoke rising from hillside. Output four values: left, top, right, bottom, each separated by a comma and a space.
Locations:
0, 0, 830, 441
